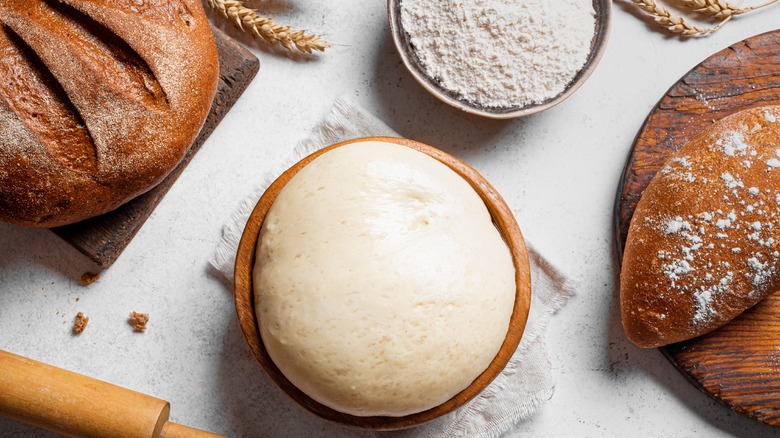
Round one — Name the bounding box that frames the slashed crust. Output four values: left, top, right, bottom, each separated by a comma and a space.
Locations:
0, 0, 218, 227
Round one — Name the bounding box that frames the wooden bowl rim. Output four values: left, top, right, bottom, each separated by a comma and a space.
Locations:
233, 136, 532, 430
387, 0, 612, 119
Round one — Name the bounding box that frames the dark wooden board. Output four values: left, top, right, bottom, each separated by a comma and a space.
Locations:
51, 27, 259, 269
615, 30, 780, 425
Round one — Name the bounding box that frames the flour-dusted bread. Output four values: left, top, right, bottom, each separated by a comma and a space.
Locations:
621, 106, 780, 348
253, 140, 518, 417
0, 0, 218, 227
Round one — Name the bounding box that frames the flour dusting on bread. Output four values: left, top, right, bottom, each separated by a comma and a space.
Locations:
621, 106, 780, 347
0, 0, 218, 227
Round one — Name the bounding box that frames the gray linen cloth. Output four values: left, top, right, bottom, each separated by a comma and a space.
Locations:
210, 97, 575, 438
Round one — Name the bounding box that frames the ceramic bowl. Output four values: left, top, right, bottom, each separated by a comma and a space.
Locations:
388, 0, 612, 119
233, 136, 532, 429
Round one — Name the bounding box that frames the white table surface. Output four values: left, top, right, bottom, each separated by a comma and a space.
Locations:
2, 2, 780, 437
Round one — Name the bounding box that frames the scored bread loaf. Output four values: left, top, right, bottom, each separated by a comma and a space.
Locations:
0, 0, 218, 227
621, 106, 780, 348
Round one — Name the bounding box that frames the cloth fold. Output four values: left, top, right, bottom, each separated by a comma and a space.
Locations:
210, 97, 575, 438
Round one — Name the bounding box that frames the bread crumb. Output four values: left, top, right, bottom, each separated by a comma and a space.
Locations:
80, 272, 100, 285
129, 312, 149, 332
73, 312, 89, 334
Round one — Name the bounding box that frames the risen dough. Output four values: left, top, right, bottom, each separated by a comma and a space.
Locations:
253, 140, 515, 417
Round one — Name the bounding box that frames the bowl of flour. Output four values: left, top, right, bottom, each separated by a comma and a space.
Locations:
389, 0, 611, 119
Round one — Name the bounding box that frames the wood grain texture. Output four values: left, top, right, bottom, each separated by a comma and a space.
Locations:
615, 30, 780, 425
0, 350, 226, 437
51, 26, 260, 269
233, 137, 532, 429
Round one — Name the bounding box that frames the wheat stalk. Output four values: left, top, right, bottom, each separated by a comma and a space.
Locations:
678, 0, 779, 18
207, 0, 330, 53
631, 0, 731, 36
678, 0, 734, 17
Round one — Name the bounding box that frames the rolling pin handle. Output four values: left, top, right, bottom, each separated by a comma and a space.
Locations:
160, 422, 227, 438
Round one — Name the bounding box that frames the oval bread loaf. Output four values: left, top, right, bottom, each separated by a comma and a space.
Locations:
621, 106, 780, 348
0, 0, 218, 227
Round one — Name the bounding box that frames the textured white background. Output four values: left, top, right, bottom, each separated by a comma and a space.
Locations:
1, 1, 779, 437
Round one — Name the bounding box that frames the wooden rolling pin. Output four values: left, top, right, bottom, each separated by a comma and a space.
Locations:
0, 350, 225, 438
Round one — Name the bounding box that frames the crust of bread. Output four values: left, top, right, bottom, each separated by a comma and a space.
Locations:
621, 105, 780, 348
0, 0, 218, 227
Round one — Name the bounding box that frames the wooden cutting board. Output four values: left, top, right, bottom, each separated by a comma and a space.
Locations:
50, 27, 259, 269
615, 30, 780, 426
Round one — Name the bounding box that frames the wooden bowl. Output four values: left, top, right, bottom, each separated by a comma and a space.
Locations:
234, 137, 532, 429
387, 0, 612, 119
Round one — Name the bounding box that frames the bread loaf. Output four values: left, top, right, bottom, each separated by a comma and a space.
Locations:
621, 106, 780, 348
0, 0, 218, 227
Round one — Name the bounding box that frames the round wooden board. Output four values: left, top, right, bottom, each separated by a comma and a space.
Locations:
615, 30, 780, 426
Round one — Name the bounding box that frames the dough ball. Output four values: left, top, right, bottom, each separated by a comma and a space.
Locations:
253, 140, 515, 417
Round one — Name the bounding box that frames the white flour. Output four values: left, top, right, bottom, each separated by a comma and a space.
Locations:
400, 0, 596, 108
643, 109, 780, 329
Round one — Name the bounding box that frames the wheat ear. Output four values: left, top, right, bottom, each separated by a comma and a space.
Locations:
207, 0, 331, 53
631, 0, 731, 36
678, 0, 780, 18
